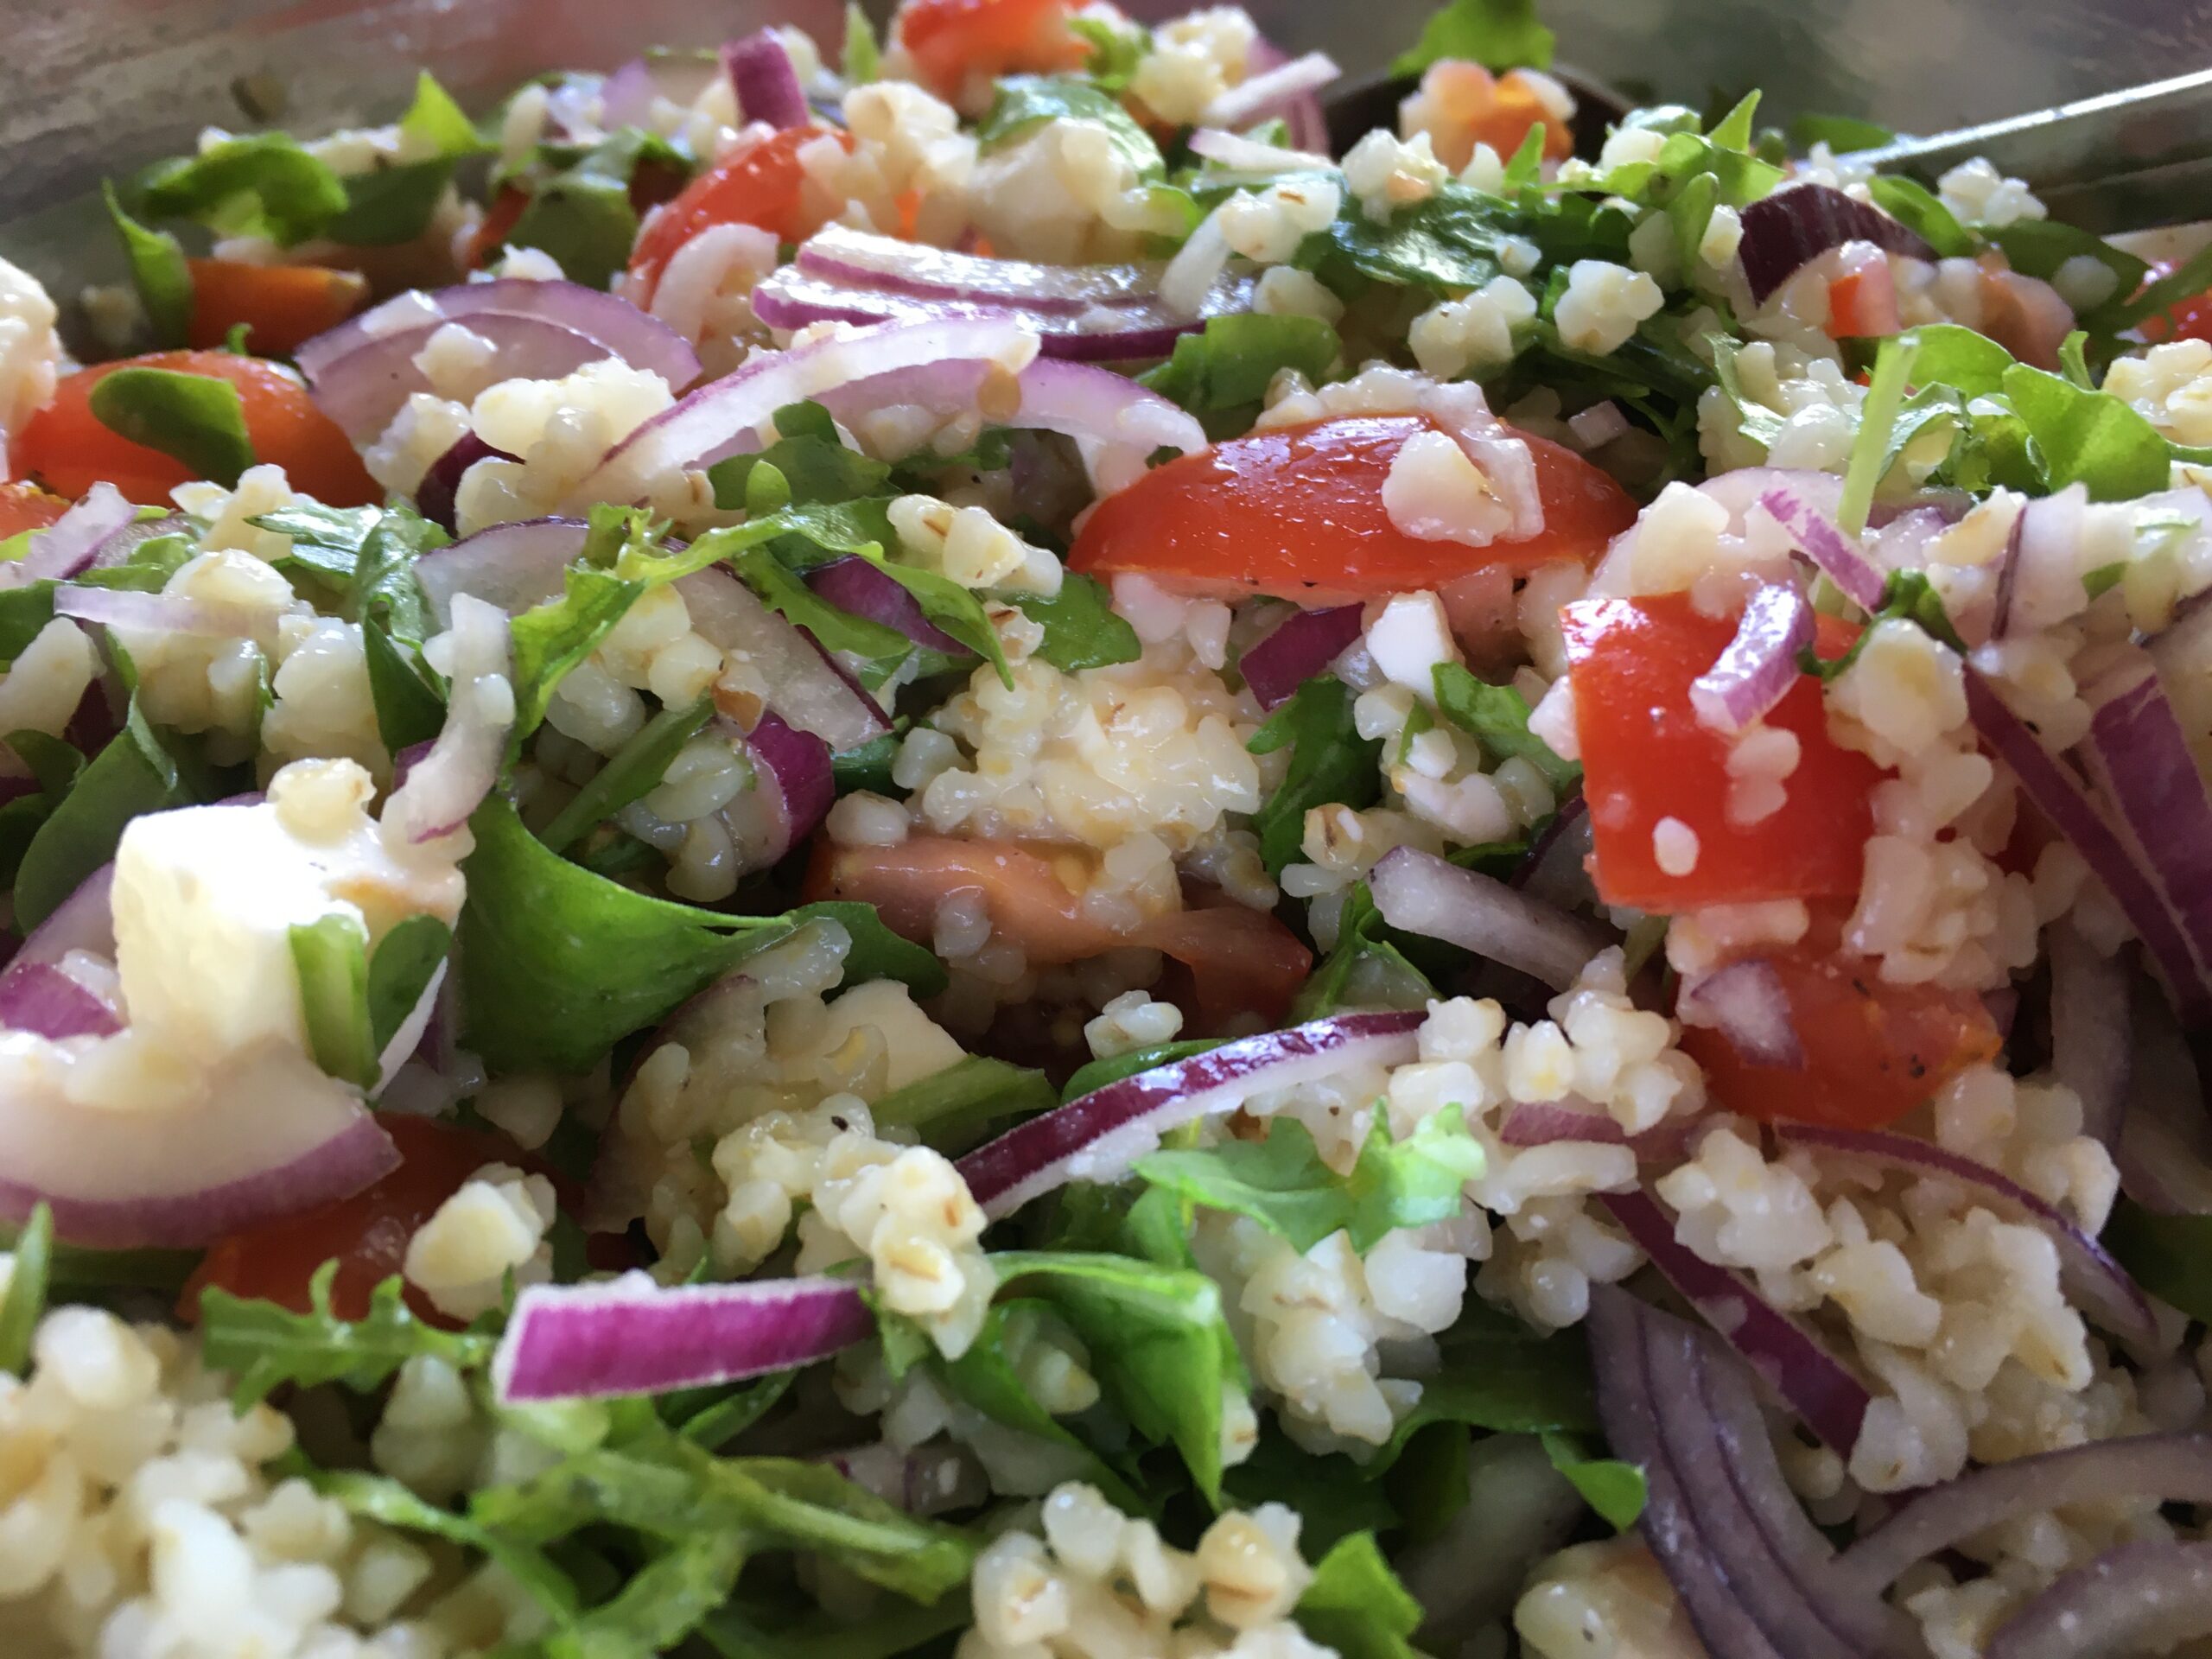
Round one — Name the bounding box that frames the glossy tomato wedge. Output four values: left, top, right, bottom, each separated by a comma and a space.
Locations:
0, 482, 71, 537
181, 1115, 562, 1327
18, 350, 378, 508
626, 127, 849, 306
2138, 257, 2212, 345
1680, 938, 2001, 1130
898, 0, 1086, 103
804, 836, 1311, 1027
1069, 414, 1639, 603
1561, 594, 1883, 911
185, 260, 370, 356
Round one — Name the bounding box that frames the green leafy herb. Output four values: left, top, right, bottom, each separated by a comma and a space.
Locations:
326, 73, 490, 245
842, 2, 882, 85
363, 623, 448, 753
507, 129, 690, 289
1248, 677, 1382, 878
1431, 663, 1578, 789
1135, 1106, 1483, 1253
459, 793, 943, 1073
0, 1202, 54, 1376
289, 912, 377, 1088
366, 914, 454, 1056
2106, 1200, 2212, 1324
2000, 360, 2173, 500
1139, 315, 1341, 438
709, 404, 895, 509
315, 1470, 579, 1624
1294, 881, 1439, 1020
509, 563, 652, 749
1060, 1039, 1224, 1102
979, 76, 1164, 180
993, 1249, 1248, 1501
1071, 15, 1149, 92
133, 133, 350, 245
1392, 0, 1554, 75
1019, 572, 1141, 671
1295, 1531, 1428, 1659
101, 182, 193, 347
1986, 220, 2146, 337
929, 1300, 1144, 1508
1541, 1430, 1648, 1530
870, 1056, 1056, 1152
1838, 334, 1919, 536
1299, 178, 1566, 299
1864, 176, 1974, 258
1801, 568, 1962, 680
538, 692, 715, 855
201, 1266, 494, 1410
87, 367, 255, 488
2103, 239, 2212, 335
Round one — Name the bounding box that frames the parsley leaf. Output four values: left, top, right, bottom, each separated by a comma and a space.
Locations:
1431, 664, 1577, 789
1296, 1532, 1428, 1659
1018, 572, 1141, 672
1247, 676, 1382, 878
1139, 315, 1341, 438
132, 133, 349, 245
200, 1266, 494, 1410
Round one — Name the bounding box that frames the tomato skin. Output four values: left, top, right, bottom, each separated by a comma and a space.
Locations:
1826, 264, 1900, 340
18, 351, 378, 508
181, 1116, 543, 1326
804, 836, 1311, 1027
0, 482, 71, 536
185, 260, 370, 356
1562, 594, 1883, 912
2137, 258, 2212, 344
1680, 946, 2000, 1129
463, 186, 531, 273
1069, 414, 1639, 603
626, 128, 848, 305
898, 0, 1084, 101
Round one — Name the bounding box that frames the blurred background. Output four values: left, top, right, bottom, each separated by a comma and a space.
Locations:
2, 0, 2209, 285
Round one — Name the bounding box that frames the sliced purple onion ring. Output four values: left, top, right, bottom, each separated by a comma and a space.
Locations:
305, 314, 617, 444
2047, 918, 2131, 1146
416, 518, 589, 628
1776, 1123, 2158, 1353
1840, 1433, 2212, 1596
54, 586, 270, 639
1187, 126, 1333, 174
723, 29, 809, 130
1601, 1190, 1872, 1454
804, 556, 966, 656
1241, 603, 1363, 711
1498, 1101, 1701, 1164
1678, 958, 1805, 1070
1230, 36, 1333, 151
493, 1272, 874, 1402
1688, 582, 1815, 734
957, 1011, 1423, 1220
738, 710, 834, 864
1965, 666, 2212, 1022
86, 511, 188, 571
379, 592, 512, 848
1203, 49, 1341, 131
0, 963, 120, 1041
5, 484, 136, 587
796, 224, 1168, 314
676, 565, 889, 752
1987, 1540, 2212, 1659
415, 433, 518, 537
2080, 659, 2212, 991
1369, 847, 1609, 992
1758, 488, 1888, 611
1738, 184, 1936, 305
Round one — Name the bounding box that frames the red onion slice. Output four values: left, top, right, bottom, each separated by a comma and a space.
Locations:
1688, 582, 1815, 734
676, 565, 888, 751
956, 1010, 1423, 1220
1758, 488, 1888, 611
307, 314, 617, 444
1202, 49, 1341, 131
723, 29, 809, 130
297, 279, 700, 391
381, 593, 513, 848
2047, 919, 2130, 1146
1987, 1540, 2212, 1659
87, 511, 188, 571
415, 433, 519, 537
1498, 1101, 1701, 1164
1678, 959, 1805, 1070
6, 484, 136, 587
54, 586, 270, 639
1600, 1190, 1872, 1454
0, 963, 120, 1041
493, 1273, 873, 1402
740, 710, 833, 863
804, 556, 965, 656
1241, 604, 1363, 710
416, 518, 589, 629
1187, 127, 1333, 173
1369, 847, 1609, 993
1231, 36, 1334, 152
10, 867, 117, 974
1964, 666, 2212, 1023
2080, 660, 2212, 988
795, 224, 1179, 314
1738, 183, 1936, 305
1840, 1433, 2212, 1596
1776, 1123, 2158, 1353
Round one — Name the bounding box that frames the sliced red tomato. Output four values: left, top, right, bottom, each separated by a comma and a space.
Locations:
804, 836, 1312, 1027
897, 0, 1086, 102
1069, 414, 1639, 603
1825, 264, 1900, 340
626, 127, 850, 306
464, 185, 531, 273
181, 1115, 560, 1327
1561, 594, 1884, 912
18, 350, 378, 508
1680, 933, 2001, 1130
0, 482, 71, 536
185, 260, 369, 356
2137, 257, 2212, 345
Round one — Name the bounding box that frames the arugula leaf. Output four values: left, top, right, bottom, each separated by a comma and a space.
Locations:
928, 1300, 1144, 1509
993, 1249, 1248, 1502
0, 1202, 53, 1375
290, 912, 377, 1088
0, 734, 81, 891
16, 698, 218, 931
1060, 1038, 1224, 1103
507, 130, 689, 289
1838, 333, 1920, 536
538, 692, 714, 855
325, 73, 489, 245
1294, 882, 1439, 1020
2105, 1200, 2212, 1324
1391, 0, 1554, 74
509, 564, 647, 748
842, 1, 882, 84
459, 794, 943, 1072
201, 1266, 494, 1410
556, 1529, 749, 1657
1897, 321, 2015, 397
366, 914, 454, 1057
1019, 572, 1141, 672
101, 182, 193, 347
1430, 663, 1577, 789
1296, 1532, 1428, 1659
1785, 112, 1894, 154
831, 725, 903, 795
1247, 676, 1382, 878
1864, 176, 1974, 258
1800, 567, 1962, 681
2103, 239, 2212, 334
133, 133, 350, 245
87, 367, 255, 488
1541, 1430, 1647, 1530
1070, 15, 1148, 92
671, 1370, 795, 1449
314, 1469, 579, 1625
1224, 1433, 1402, 1554
979, 77, 1165, 180
2000, 360, 2173, 501
702, 1594, 973, 1659
709, 404, 895, 508
1139, 315, 1340, 438
1299, 178, 1554, 297
1135, 1107, 1482, 1254
731, 544, 918, 690
363, 623, 448, 753
870, 1056, 1056, 1151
